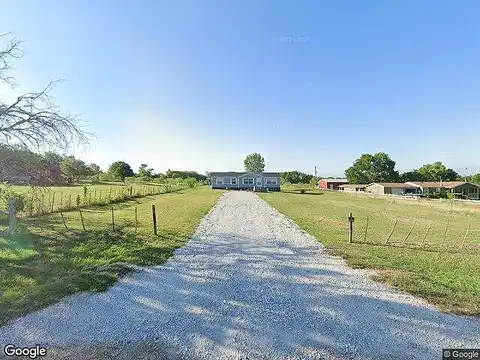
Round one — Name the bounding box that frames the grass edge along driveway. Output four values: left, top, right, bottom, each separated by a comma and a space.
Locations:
0, 187, 224, 326
258, 190, 480, 317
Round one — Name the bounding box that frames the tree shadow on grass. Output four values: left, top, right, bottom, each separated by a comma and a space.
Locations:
0, 222, 185, 327
1, 231, 479, 359
281, 190, 325, 196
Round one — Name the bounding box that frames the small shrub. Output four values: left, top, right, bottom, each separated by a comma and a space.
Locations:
185, 177, 197, 188
300, 189, 306, 194
0, 190, 27, 213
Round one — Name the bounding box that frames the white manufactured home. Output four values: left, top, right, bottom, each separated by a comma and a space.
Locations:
210, 172, 281, 191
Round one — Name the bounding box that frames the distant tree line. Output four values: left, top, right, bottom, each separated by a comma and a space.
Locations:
0, 146, 208, 185
281, 171, 315, 184
344, 152, 470, 184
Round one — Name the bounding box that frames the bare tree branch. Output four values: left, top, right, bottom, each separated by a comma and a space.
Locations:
0, 33, 93, 154
0, 33, 23, 87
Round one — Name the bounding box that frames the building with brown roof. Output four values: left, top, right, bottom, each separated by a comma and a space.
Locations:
365, 182, 420, 196
406, 181, 480, 199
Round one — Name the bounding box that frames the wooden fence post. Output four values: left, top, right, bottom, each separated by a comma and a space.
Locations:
152, 204, 157, 235
363, 215, 369, 243
348, 213, 354, 243
442, 217, 451, 247
51, 192, 56, 212
402, 220, 417, 246
41, 193, 45, 214
385, 219, 398, 244
59, 192, 63, 210
68, 194, 72, 209
79, 209, 86, 231
60, 212, 68, 231
421, 223, 433, 246
461, 222, 471, 249
111, 207, 115, 231
7, 199, 16, 233
89, 192, 92, 204
100, 190, 103, 203
135, 207, 138, 233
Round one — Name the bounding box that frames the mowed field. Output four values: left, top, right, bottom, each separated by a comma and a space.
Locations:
259, 189, 480, 316
2, 182, 178, 218
0, 187, 224, 326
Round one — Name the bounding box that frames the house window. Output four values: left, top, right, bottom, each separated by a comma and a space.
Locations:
243, 178, 254, 185
256, 178, 262, 186
215, 178, 223, 185
231, 178, 237, 185
266, 177, 278, 185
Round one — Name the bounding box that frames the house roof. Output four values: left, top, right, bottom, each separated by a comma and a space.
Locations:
319, 178, 348, 183
369, 182, 419, 189
210, 172, 280, 177
409, 181, 478, 189
338, 184, 367, 188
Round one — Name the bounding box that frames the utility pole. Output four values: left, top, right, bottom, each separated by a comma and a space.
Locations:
314, 166, 317, 178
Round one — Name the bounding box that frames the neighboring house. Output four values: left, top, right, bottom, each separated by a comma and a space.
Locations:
406, 181, 480, 200
40, 164, 63, 184
318, 178, 349, 190
338, 184, 367, 192
0, 164, 63, 185
210, 172, 281, 191
365, 182, 420, 195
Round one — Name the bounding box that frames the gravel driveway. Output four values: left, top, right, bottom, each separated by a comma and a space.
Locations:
1, 191, 479, 360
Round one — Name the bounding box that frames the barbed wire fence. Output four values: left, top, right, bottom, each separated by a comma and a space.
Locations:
18, 183, 187, 218
347, 212, 480, 253
0, 183, 191, 237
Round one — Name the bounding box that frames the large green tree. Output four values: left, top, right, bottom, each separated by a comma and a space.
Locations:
417, 162, 459, 182
345, 152, 399, 184
399, 170, 423, 182
43, 151, 64, 166
87, 163, 101, 175
138, 163, 154, 179
244, 153, 265, 173
60, 156, 89, 183
281, 171, 313, 184
108, 161, 134, 181
468, 173, 480, 184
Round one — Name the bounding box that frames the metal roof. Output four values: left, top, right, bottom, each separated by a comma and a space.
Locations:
408, 181, 478, 189
338, 184, 367, 188
320, 178, 348, 183
369, 182, 419, 189
210, 172, 280, 176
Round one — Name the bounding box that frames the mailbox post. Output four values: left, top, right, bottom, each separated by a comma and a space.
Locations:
348, 212, 355, 243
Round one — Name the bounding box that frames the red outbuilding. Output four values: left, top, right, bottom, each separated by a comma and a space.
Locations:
318, 178, 349, 190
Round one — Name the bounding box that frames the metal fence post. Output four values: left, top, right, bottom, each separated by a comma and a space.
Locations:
348, 213, 354, 243
152, 204, 157, 235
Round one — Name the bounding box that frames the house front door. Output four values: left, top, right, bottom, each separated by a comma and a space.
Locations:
256, 177, 263, 188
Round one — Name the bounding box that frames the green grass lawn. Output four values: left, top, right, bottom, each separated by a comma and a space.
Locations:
0, 187, 223, 326
258, 190, 480, 316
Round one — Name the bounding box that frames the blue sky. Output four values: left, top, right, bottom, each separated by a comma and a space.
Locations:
1, 0, 480, 177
